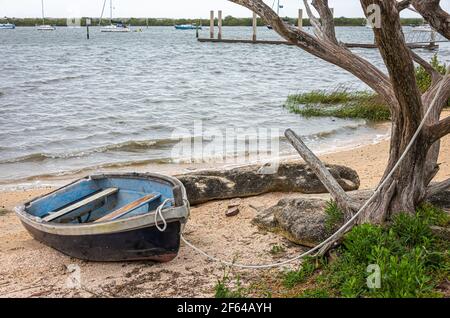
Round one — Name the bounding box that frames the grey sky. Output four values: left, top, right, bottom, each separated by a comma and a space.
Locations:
1, 0, 448, 18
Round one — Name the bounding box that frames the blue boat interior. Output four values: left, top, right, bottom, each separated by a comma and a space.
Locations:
25, 176, 175, 224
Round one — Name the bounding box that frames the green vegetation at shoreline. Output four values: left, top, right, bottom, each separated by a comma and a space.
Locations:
215, 203, 450, 298
285, 55, 449, 121
1, 16, 425, 27
285, 89, 390, 121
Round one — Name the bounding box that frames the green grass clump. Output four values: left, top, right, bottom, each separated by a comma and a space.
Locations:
285, 89, 391, 121
285, 56, 449, 121
214, 271, 247, 298
282, 257, 317, 289
269, 244, 286, 255
299, 204, 450, 298
324, 200, 345, 235
297, 288, 331, 298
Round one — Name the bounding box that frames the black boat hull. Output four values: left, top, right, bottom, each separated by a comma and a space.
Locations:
22, 221, 182, 262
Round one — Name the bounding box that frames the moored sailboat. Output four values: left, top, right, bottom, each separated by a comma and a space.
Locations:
36, 0, 55, 31
100, 0, 131, 33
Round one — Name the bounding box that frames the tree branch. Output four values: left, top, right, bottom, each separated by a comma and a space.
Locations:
411, 0, 450, 40
302, 0, 324, 39
285, 129, 359, 216
428, 116, 450, 144
397, 0, 411, 11
411, 50, 441, 86
427, 178, 450, 197
311, 0, 338, 43
361, 0, 424, 132
423, 73, 450, 115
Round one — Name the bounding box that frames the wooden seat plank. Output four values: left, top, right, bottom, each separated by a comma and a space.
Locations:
43, 188, 118, 222
94, 193, 160, 223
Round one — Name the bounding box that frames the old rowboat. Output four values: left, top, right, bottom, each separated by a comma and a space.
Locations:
15, 173, 190, 262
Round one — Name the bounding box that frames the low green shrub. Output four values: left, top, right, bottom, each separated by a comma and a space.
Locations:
283, 258, 316, 288
214, 271, 247, 298
300, 204, 449, 298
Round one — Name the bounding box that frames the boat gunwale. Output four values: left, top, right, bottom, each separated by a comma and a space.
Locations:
15, 172, 190, 236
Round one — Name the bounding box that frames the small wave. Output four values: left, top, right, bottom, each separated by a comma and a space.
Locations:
19, 74, 90, 87
0, 157, 173, 186
0, 138, 177, 164
0, 122, 368, 165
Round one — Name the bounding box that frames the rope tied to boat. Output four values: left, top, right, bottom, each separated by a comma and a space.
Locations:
157, 66, 450, 269
155, 198, 173, 232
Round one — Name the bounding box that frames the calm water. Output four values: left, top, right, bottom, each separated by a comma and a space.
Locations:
0, 26, 448, 187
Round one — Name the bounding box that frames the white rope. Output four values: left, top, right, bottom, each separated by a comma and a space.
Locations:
155, 198, 173, 232
161, 67, 450, 269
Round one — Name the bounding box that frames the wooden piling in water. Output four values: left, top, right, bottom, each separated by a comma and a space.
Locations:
252, 12, 257, 42
298, 9, 303, 29
218, 10, 223, 40
86, 18, 91, 40
210, 11, 214, 39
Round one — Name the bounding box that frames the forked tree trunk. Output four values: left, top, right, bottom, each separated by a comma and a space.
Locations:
358, 0, 444, 223
359, 127, 429, 223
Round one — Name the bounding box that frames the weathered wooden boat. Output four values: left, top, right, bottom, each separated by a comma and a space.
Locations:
15, 173, 190, 262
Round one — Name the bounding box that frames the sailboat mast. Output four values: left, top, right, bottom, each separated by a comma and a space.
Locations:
41, 0, 45, 25
277, 0, 280, 16
110, 0, 113, 24
99, 0, 107, 26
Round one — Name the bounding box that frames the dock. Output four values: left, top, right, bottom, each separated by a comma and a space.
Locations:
199, 9, 440, 51
197, 38, 439, 50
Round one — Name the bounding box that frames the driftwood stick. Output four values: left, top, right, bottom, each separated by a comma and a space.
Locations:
285, 129, 358, 215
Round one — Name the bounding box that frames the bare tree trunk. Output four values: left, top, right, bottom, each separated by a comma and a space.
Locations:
358, 0, 448, 222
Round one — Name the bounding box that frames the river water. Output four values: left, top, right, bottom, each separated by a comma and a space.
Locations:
0, 26, 448, 187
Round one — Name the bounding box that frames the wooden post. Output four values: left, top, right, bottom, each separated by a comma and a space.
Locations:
86, 18, 91, 40
298, 9, 303, 29
252, 12, 257, 42
218, 10, 222, 40
431, 29, 436, 46
210, 10, 214, 39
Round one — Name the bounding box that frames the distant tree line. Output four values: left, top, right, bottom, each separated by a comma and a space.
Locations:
1, 16, 424, 27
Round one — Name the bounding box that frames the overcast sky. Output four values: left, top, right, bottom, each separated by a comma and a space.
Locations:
1, 0, 448, 19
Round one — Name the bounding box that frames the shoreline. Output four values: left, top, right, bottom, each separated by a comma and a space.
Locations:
0, 118, 448, 297
0, 121, 391, 191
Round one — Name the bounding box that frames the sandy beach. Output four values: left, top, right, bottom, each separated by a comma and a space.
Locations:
0, 123, 449, 298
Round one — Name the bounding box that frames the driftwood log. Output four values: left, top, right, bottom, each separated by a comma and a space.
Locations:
175, 162, 360, 206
